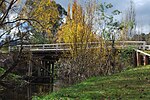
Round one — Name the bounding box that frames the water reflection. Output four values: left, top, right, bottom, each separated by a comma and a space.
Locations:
0, 84, 53, 100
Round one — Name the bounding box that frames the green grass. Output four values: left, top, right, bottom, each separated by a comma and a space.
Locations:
0, 47, 9, 53
33, 65, 150, 100
144, 50, 150, 54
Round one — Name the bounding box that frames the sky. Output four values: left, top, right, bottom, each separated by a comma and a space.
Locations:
55, 0, 150, 34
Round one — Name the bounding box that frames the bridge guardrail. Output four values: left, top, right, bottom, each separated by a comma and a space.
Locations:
8, 41, 147, 52
135, 49, 150, 57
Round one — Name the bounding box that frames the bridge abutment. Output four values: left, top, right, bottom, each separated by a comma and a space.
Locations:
136, 52, 142, 66
144, 55, 149, 66
135, 49, 150, 66
25, 50, 64, 92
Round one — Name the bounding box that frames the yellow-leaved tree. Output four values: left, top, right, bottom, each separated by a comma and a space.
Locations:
57, 0, 98, 56
56, 0, 123, 84
24, 0, 60, 43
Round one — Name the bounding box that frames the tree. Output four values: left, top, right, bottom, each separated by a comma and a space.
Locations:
132, 32, 150, 44
57, 0, 98, 56
121, 0, 136, 40
56, 0, 124, 84
24, 0, 67, 43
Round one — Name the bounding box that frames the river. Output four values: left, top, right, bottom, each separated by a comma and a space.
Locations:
0, 83, 54, 100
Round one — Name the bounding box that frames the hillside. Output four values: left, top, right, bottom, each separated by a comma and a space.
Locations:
33, 65, 150, 100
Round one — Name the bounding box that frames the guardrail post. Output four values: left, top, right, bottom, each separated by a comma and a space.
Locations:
143, 41, 146, 50
122, 41, 125, 49
56, 44, 58, 50
43, 45, 44, 50
30, 45, 32, 50
18, 46, 20, 51
148, 45, 150, 50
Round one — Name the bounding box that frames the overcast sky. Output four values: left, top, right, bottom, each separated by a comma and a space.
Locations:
55, 0, 150, 33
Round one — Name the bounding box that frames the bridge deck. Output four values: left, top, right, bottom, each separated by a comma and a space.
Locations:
9, 41, 148, 52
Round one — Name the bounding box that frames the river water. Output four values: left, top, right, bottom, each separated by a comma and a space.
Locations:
0, 84, 53, 100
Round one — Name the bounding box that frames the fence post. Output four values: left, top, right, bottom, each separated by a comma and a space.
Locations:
143, 41, 146, 50
30, 45, 32, 50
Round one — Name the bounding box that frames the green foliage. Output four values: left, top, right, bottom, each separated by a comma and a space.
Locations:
0, 67, 5, 74
112, 10, 121, 15
33, 65, 150, 100
117, 47, 135, 69
132, 33, 150, 44
30, 32, 49, 44
120, 47, 134, 61
96, 2, 121, 40
0, 67, 21, 81
105, 3, 113, 9
24, 0, 67, 43
144, 50, 150, 54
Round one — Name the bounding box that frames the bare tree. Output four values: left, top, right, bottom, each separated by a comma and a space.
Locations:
121, 0, 136, 39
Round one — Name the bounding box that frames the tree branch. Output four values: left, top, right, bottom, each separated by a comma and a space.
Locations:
0, 21, 26, 39
0, 0, 16, 24
2, 18, 44, 28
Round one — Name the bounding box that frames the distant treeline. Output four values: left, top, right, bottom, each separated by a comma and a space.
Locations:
132, 33, 150, 44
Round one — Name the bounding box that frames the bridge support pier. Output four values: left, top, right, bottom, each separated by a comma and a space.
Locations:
37, 61, 42, 77
136, 52, 142, 66
135, 50, 150, 67
50, 62, 54, 92
28, 53, 33, 77
133, 51, 137, 67
144, 55, 149, 66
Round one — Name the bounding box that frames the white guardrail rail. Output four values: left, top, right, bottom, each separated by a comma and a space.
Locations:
135, 49, 150, 57
8, 41, 149, 52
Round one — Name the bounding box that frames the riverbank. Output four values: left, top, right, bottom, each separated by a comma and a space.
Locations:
0, 67, 30, 100
0, 67, 26, 90
33, 65, 150, 100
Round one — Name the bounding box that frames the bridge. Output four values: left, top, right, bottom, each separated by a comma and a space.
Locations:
9, 41, 148, 52
8, 41, 150, 91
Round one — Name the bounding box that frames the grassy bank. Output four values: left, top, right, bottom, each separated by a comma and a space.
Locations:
144, 50, 150, 54
33, 65, 150, 100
